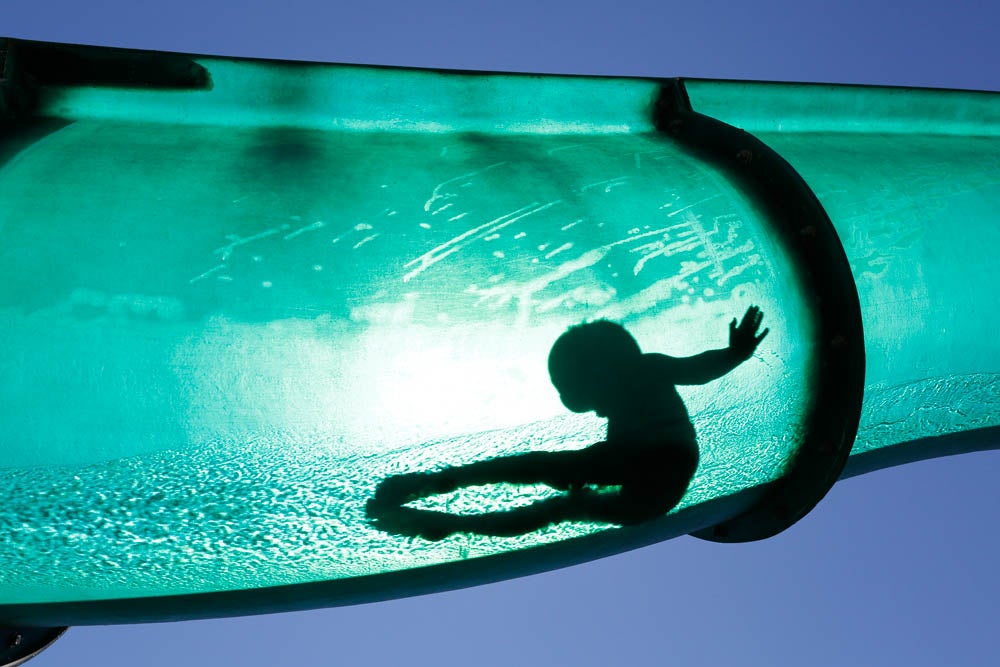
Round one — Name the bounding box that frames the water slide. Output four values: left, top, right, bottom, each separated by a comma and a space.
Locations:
0, 40, 996, 638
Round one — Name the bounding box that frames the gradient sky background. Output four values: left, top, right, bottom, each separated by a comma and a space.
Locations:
3, 1, 999, 665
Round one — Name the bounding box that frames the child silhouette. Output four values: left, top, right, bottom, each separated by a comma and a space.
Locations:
367, 306, 768, 539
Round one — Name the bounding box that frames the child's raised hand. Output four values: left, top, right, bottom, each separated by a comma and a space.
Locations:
729, 305, 769, 360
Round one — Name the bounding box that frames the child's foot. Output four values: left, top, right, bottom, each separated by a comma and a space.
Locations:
368, 506, 457, 541
369, 470, 459, 512
368, 473, 424, 511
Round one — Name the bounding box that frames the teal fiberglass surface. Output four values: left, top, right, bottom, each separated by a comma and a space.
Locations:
0, 60, 814, 607
684, 80, 1000, 465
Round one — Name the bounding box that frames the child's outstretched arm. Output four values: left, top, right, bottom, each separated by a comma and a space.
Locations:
649, 305, 769, 385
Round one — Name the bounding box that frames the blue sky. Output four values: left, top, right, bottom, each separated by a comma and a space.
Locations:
4, 1, 999, 665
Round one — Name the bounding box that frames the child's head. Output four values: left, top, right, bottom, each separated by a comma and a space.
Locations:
547, 320, 641, 416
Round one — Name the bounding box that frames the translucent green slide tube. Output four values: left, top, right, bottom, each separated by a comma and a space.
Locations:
0, 40, 996, 626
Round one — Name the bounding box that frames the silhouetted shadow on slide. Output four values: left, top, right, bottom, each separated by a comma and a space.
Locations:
366, 306, 768, 540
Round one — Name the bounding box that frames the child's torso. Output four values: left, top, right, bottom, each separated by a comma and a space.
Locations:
606, 360, 696, 444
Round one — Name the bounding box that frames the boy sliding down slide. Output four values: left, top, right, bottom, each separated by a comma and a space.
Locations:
367, 306, 768, 540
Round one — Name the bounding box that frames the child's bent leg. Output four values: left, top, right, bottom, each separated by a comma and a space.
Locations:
368, 449, 599, 519
410, 450, 590, 495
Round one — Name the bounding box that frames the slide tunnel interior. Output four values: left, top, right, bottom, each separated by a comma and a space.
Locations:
0, 41, 996, 625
